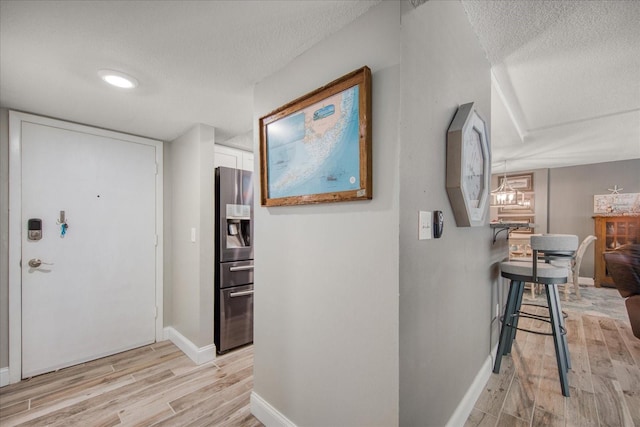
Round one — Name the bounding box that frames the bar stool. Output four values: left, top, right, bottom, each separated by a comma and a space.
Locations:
494, 234, 579, 397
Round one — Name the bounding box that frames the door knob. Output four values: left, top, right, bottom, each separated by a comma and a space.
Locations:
28, 258, 53, 268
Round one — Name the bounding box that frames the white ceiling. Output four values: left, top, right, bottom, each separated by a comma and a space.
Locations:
1, 0, 639, 172
0, 0, 381, 143
462, 0, 640, 172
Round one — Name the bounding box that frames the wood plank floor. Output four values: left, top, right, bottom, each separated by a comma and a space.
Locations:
466, 305, 640, 427
3, 293, 637, 427
0, 342, 264, 427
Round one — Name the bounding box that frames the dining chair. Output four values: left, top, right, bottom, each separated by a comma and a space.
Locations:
567, 235, 596, 300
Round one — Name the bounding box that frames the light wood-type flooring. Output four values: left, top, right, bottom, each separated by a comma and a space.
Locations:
0, 342, 263, 426
2, 298, 638, 427
465, 304, 640, 427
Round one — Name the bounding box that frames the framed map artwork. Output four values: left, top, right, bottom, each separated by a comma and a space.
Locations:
259, 66, 372, 206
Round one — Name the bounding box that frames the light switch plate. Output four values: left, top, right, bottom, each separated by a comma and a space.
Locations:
419, 211, 432, 240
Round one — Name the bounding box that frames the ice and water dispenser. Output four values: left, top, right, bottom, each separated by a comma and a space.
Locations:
225, 204, 251, 250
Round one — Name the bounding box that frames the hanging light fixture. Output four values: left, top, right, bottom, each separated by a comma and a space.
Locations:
490, 161, 523, 207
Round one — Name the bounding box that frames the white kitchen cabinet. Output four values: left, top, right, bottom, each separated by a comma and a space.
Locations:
214, 144, 253, 171
242, 152, 254, 172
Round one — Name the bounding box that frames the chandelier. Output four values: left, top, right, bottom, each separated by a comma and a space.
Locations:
490, 161, 523, 207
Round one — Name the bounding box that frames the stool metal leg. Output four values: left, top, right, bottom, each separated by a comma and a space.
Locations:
505, 281, 525, 355
494, 279, 520, 374
552, 283, 572, 370
546, 284, 570, 397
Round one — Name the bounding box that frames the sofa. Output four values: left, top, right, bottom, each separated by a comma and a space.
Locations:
603, 243, 640, 339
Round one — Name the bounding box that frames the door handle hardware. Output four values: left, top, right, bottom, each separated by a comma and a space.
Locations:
229, 290, 254, 298
28, 258, 54, 268
229, 265, 254, 272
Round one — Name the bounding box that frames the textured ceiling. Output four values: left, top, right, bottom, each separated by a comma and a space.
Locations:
1, 0, 639, 172
462, 0, 640, 172
0, 0, 380, 142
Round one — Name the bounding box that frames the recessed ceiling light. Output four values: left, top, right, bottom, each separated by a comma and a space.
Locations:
98, 69, 139, 89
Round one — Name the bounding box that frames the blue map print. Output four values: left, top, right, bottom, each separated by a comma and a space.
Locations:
266, 86, 360, 199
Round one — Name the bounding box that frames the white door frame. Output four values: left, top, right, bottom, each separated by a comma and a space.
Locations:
8, 111, 164, 384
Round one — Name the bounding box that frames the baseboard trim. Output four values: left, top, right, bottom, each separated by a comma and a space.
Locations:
578, 276, 594, 286
251, 345, 499, 427
0, 367, 9, 387
251, 391, 298, 427
445, 344, 497, 427
163, 327, 216, 365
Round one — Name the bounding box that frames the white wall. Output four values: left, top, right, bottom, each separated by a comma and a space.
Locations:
398, 1, 494, 425
252, 2, 401, 426
170, 124, 216, 348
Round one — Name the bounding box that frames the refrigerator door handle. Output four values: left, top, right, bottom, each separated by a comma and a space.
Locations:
229, 290, 255, 298
229, 265, 254, 272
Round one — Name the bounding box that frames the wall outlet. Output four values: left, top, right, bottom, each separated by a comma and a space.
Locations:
419, 211, 432, 240
495, 303, 500, 318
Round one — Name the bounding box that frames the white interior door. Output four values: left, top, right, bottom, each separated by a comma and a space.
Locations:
20, 120, 158, 378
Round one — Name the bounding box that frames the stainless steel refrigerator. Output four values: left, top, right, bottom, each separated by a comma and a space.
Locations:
214, 166, 254, 353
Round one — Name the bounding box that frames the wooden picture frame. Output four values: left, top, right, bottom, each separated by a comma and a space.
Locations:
499, 192, 535, 214
593, 193, 640, 214
499, 173, 533, 192
259, 66, 372, 207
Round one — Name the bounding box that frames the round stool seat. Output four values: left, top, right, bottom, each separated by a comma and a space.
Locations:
500, 260, 568, 279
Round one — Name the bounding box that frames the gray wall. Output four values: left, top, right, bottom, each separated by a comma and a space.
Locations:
163, 140, 173, 327
169, 124, 215, 347
0, 11, 636, 427
549, 158, 640, 277
0, 108, 8, 369
399, 1, 495, 425
252, 2, 400, 425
